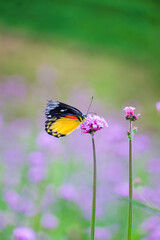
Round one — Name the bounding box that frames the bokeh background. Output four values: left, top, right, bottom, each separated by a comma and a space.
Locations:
0, 1, 160, 239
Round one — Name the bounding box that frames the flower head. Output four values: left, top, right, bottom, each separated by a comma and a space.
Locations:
80, 115, 108, 135
13, 227, 36, 240
134, 177, 142, 187
40, 213, 59, 229
124, 106, 140, 121
156, 101, 160, 113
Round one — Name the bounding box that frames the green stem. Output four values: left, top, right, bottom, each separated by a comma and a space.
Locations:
127, 121, 133, 240
91, 134, 97, 240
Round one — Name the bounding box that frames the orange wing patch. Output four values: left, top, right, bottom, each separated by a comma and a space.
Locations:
64, 115, 79, 119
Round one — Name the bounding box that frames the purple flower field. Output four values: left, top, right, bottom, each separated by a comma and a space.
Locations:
0, 69, 160, 240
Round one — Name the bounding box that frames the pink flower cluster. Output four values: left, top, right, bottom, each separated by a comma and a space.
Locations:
80, 115, 108, 135
124, 106, 140, 121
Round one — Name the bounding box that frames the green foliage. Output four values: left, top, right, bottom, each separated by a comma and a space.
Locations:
0, 0, 159, 66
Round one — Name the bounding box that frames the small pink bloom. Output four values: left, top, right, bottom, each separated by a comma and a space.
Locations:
156, 101, 160, 113
13, 227, 36, 240
80, 115, 108, 135
134, 177, 142, 186
124, 106, 140, 121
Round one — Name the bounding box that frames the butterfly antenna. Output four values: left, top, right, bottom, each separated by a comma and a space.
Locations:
86, 96, 94, 114
88, 112, 97, 115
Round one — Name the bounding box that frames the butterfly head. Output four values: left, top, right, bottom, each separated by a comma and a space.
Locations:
83, 114, 88, 119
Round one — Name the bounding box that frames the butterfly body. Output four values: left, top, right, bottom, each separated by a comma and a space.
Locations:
45, 101, 86, 138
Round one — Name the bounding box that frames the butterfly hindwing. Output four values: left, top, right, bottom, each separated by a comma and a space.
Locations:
45, 116, 82, 138
45, 118, 62, 137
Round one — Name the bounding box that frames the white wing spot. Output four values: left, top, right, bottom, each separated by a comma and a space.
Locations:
60, 109, 67, 112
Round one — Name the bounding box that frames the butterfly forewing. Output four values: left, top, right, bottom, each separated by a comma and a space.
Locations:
45, 101, 83, 119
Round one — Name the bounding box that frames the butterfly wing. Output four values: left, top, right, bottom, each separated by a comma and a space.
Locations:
45, 101, 84, 119
45, 101, 86, 138
45, 116, 82, 138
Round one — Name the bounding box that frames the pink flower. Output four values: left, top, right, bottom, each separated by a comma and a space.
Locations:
156, 101, 160, 113
13, 227, 36, 240
79, 115, 108, 135
134, 177, 142, 186
124, 106, 140, 121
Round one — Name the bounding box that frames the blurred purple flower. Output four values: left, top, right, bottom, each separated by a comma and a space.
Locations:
67, 181, 106, 220
0, 77, 27, 98
80, 115, 108, 135
41, 213, 59, 229
141, 216, 160, 232
27, 166, 46, 183
96, 186, 110, 219
104, 161, 125, 184
95, 227, 111, 240
150, 227, 160, 240
18, 200, 37, 217
3, 170, 21, 186
74, 186, 94, 219
36, 131, 63, 157
4, 190, 36, 216
67, 120, 124, 162
114, 140, 128, 158
4, 190, 20, 211
114, 182, 129, 197
141, 216, 160, 240
142, 187, 160, 208
59, 183, 78, 202
7, 118, 31, 138
13, 227, 36, 240
37, 131, 53, 148
28, 151, 46, 166
4, 148, 25, 164
124, 106, 140, 121
135, 134, 151, 152
104, 121, 126, 143
114, 182, 143, 202
0, 115, 3, 130
67, 131, 92, 161
147, 158, 160, 173
156, 101, 160, 113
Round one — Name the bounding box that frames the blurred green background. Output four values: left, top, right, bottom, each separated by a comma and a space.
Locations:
0, 0, 160, 128
0, 1, 160, 240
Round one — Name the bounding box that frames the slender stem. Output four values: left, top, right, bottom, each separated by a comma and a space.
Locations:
127, 121, 133, 240
91, 134, 97, 240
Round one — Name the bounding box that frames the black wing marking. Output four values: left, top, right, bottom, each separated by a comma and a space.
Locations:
45, 101, 83, 119
45, 118, 65, 138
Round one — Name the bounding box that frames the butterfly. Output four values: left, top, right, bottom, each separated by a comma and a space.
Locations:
45, 101, 87, 138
